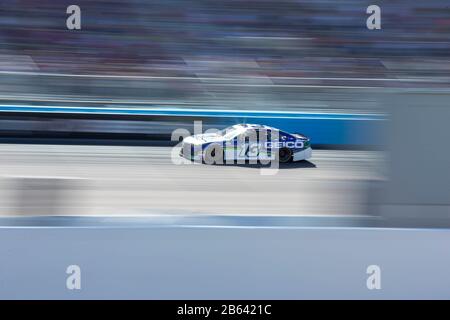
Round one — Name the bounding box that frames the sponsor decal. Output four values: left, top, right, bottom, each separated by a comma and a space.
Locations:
265, 140, 304, 149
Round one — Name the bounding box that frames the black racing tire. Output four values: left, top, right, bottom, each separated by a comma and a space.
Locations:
203, 144, 224, 165
278, 147, 293, 163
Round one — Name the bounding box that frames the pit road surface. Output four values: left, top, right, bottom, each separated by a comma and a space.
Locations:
0, 144, 384, 216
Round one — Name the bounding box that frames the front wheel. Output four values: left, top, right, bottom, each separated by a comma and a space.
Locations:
278, 148, 293, 163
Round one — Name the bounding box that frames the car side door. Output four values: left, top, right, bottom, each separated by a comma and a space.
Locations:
236, 129, 261, 160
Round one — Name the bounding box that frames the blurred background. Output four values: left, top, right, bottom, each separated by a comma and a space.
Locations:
0, 0, 449, 227
1, 0, 449, 109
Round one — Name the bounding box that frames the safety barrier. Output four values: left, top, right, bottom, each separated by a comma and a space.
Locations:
0, 218, 447, 299
0, 105, 386, 146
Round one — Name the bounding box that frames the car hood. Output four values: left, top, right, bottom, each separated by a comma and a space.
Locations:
292, 133, 309, 141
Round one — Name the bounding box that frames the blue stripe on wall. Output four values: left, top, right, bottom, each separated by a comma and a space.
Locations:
0, 105, 386, 146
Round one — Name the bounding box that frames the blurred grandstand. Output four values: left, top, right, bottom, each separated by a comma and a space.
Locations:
0, 0, 449, 111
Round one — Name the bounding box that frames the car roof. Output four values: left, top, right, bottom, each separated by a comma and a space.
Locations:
239, 123, 276, 130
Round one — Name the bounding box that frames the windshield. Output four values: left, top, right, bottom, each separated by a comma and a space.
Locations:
218, 125, 240, 139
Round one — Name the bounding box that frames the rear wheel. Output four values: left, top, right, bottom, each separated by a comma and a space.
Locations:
278, 148, 292, 163
203, 144, 224, 165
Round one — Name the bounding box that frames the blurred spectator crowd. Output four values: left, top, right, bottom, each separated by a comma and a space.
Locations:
1, 0, 449, 78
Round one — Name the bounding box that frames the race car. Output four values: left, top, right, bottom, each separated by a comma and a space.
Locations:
180, 124, 312, 164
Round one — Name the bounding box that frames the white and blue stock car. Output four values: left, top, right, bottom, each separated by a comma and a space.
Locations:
180, 124, 312, 164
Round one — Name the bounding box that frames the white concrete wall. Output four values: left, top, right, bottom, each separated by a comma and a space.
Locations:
378, 93, 450, 227
0, 225, 449, 299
